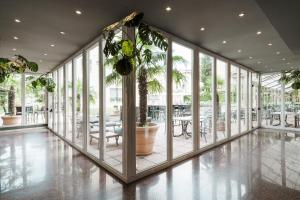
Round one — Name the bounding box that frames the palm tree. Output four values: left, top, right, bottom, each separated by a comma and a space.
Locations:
104, 46, 187, 126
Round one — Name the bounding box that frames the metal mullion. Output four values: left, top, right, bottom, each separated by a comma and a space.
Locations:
193, 49, 199, 150
99, 40, 104, 160
280, 75, 285, 128
237, 68, 241, 134
167, 38, 173, 161
257, 74, 262, 127
249, 72, 253, 129
72, 60, 76, 143
212, 57, 217, 143
57, 69, 60, 134
52, 72, 55, 130
226, 63, 231, 138
82, 50, 88, 152
122, 27, 136, 179
246, 71, 249, 131
21, 74, 25, 125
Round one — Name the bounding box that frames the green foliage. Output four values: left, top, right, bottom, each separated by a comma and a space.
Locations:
0, 55, 56, 92
27, 75, 56, 93
280, 70, 300, 90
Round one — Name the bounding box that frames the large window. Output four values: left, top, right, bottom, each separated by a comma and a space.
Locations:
65, 61, 73, 141
74, 55, 83, 148
240, 69, 248, 132
216, 59, 227, 141
48, 73, 53, 129
58, 67, 64, 136
25, 74, 46, 125
87, 45, 100, 158
0, 74, 22, 127
172, 42, 193, 158
199, 53, 214, 147
135, 44, 167, 172
252, 73, 259, 128
231, 65, 238, 136
53, 71, 58, 132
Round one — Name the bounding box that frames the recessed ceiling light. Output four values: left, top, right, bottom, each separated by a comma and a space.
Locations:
238, 49, 242, 53
13, 36, 19, 40
12, 48, 17, 51
257, 61, 262, 64
249, 56, 253, 59
14, 18, 21, 23
200, 27, 205, 31
39, 60, 43, 63
60, 31, 66, 35
238, 12, 245, 17
276, 51, 280, 55
282, 58, 286, 61
75, 10, 82, 15
287, 62, 290, 65
165, 6, 172, 12
11, 56, 15, 59
43, 53, 47, 56
222, 40, 227, 44
50, 44, 55, 47
268, 43, 272, 46
256, 31, 262, 35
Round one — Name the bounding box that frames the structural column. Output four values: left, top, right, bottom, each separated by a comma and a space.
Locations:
193, 49, 199, 150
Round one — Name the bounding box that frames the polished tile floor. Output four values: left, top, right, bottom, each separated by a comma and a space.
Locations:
1, 128, 300, 200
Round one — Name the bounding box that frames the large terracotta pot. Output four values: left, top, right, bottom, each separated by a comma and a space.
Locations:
1, 115, 21, 126
136, 123, 159, 156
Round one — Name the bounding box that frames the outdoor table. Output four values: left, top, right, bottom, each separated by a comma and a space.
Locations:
173, 116, 192, 138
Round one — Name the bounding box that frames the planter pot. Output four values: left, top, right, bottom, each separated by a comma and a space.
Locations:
136, 123, 159, 156
217, 121, 225, 131
1, 115, 21, 126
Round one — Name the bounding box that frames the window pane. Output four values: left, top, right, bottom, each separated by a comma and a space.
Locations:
74, 55, 83, 148
65, 62, 73, 141
135, 44, 167, 172
103, 31, 123, 173
48, 73, 53, 129
87, 45, 100, 158
216, 60, 227, 141
0, 74, 22, 127
199, 53, 214, 147
231, 65, 238, 136
53, 71, 58, 132
240, 69, 248, 132
172, 42, 193, 158
252, 73, 259, 128
25, 74, 46, 125
58, 67, 65, 135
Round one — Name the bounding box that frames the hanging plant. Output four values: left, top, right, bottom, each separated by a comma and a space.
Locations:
0, 55, 55, 92
279, 70, 300, 90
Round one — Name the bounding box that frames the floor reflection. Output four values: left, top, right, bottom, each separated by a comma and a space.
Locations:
1, 128, 300, 200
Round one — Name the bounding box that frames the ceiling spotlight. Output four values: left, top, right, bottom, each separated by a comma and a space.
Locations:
268, 43, 272, 46
238, 12, 245, 17
14, 18, 21, 23
39, 60, 43, 63
12, 48, 17, 51
200, 27, 205, 31
50, 44, 55, 47
165, 6, 172, 12
60, 31, 66, 35
257, 61, 262, 64
222, 40, 227, 44
282, 58, 286, 61
276, 51, 280, 55
256, 31, 262, 35
249, 56, 253, 59
287, 62, 290, 65
43, 53, 47, 56
238, 49, 242, 53
13, 36, 19, 40
75, 10, 82, 15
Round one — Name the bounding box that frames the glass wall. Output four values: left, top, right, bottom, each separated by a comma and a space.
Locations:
199, 53, 213, 147
65, 62, 73, 141
74, 55, 83, 148
87, 44, 100, 158
58, 67, 64, 136
231, 65, 239, 136
252, 73, 259, 128
284, 83, 300, 129
103, 32, 123, 173
172, 42, 193, 158
48, 73, 53, 129
216, 59, 227, 142
240, 69, 248, 132
0, 74, 22, 127
135, 44, 167, 172
47, 25, 257, 181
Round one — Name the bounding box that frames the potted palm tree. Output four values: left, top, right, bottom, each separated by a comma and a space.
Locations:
103, 12, 185, 155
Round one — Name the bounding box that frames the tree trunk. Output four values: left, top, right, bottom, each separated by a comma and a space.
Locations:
8, 86, 15, 115
138, 66, 148, 126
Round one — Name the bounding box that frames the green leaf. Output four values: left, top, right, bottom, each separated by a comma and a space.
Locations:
121, 40, 134, 57
28, 62, 38, 72
142, 49, 152, 63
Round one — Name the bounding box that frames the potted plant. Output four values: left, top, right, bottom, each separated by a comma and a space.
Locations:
280, 70, 300, 89
102, 12, 185, 155
0, 55, 56, 126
